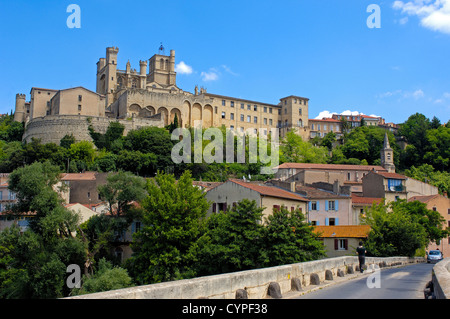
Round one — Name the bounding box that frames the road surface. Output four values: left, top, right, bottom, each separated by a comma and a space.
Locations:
295, 262, 434, 299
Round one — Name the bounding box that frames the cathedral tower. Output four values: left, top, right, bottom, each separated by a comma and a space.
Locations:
147, 47, 176, 87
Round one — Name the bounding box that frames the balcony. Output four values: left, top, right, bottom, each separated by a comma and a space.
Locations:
386, 185, 406, 192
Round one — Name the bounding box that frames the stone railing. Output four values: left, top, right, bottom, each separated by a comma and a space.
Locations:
67, 256, 423, 299
432, 258, 450, 299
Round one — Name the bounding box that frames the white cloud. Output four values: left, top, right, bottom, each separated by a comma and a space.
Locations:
201, 70, 219, 81
221, 65, 239, 76
392, 0, 450, 34
443, 92, 450, 98
315, 110, 337, 119
412, 89, 425, 99
315, 110, 381, 119
377, 89, 425, 99
175, 61, 193, 75
399, 16, 409, 24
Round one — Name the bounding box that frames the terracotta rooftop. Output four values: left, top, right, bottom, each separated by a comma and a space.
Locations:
61, 172, 97, 181
276, 163, 387, 172
192, 181, 224, 191
373, 171, 407, 180
309, 118, 341, 123
313, 225, 371, 238
408, 194, 440, 203
351, 194, 383, 205
295, 185, 350, 199
229, 179, 309, 202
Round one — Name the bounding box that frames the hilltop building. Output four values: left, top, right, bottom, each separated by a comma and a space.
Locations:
14, 46, 313, 144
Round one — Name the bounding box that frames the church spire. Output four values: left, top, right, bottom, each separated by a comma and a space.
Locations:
384, 132, 391, 149
381, 132, 395, 173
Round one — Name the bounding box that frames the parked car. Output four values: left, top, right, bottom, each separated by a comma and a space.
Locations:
427, 250, 443, 263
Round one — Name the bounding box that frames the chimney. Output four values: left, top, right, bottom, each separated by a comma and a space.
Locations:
290, 182, 296, 193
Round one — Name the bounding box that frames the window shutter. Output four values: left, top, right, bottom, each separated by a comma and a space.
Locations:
308, 201, 311, 211
325, 200, 329, 211
317, 201, 320, 211
335, 218, 339, 226
273, 205, 280, 211
334, 239, 339, 250
335, 200, 339, 211
344, 239, 348, 250
223, 203, 227, 212
212, 203, 216, 213
131, 222, 136, 233
325, 218, 329, 226
316, 220, 319, 226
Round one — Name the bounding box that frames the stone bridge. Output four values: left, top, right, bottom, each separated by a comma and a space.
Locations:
67, 256, 424, 299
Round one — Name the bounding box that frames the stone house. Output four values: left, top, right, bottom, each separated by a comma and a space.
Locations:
205, 179, 309, 221
60, 172, 108, 205
275, 163, 387, 195
362, 171, 438, 203
294, 184, 352, 226
362, 171, 408, 203
313, 225, 371, 258
351, 194, 383, 225
408, 194, 450, 258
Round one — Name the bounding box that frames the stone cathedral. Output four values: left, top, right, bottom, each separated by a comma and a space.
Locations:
14, 46, 311, 144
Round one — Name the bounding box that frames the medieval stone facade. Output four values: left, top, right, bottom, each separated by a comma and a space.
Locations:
15, 46, 311, 143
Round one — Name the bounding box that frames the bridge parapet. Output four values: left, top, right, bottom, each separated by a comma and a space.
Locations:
66, 256, 423, 299
432, 258, 450, 299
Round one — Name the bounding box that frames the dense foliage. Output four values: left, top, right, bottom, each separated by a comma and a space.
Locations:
361, 199, 449, 257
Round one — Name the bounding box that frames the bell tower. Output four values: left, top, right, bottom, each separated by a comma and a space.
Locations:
381, 132, 395, 173
147, 44, 176, 87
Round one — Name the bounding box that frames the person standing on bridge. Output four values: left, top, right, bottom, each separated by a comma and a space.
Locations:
356, 241, 367, 273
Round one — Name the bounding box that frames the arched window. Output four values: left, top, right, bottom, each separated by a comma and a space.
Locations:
160, 58, 164, 70
298, 119, 303, 127
132, 78, 137, 88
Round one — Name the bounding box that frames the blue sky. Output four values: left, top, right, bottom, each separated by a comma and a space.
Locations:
0, 0, 449, 124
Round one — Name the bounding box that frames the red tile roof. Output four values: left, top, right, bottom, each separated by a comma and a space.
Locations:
374, 172, 407, 180
351, 194, 383, 205
61, 172, 97, 181
408, 194, 440, 203
277, 163, 387, 172
296, 185, 350, 199
313, 225, 371, 238
230, 179, 309, 202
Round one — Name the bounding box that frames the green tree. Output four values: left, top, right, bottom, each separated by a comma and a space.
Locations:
126, 171, 209, 284
280, 129, 329, 164
320, 131, 336, 151
71, 258, 133, 295
194, 199, 266, 276
398, 113, 431, 168
263, 207, 325, 267
1, 162, 86, 298
424, 125, 450, 171
98, 171, 147, 218
361, 199, 447, 257
60, 134, 76, 149
404, 164, 450, 195
124, 127, 174, 172
68, 141, 96, 166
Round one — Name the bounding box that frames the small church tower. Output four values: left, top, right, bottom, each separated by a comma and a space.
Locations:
381, 132, 395, 173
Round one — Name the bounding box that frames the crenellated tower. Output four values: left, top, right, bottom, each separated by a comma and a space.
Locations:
14, 93, 26, 122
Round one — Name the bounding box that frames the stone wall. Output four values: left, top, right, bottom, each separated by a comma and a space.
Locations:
66, 256, 424, 299
22, 114, 164, 145
432, 258, 450, 299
